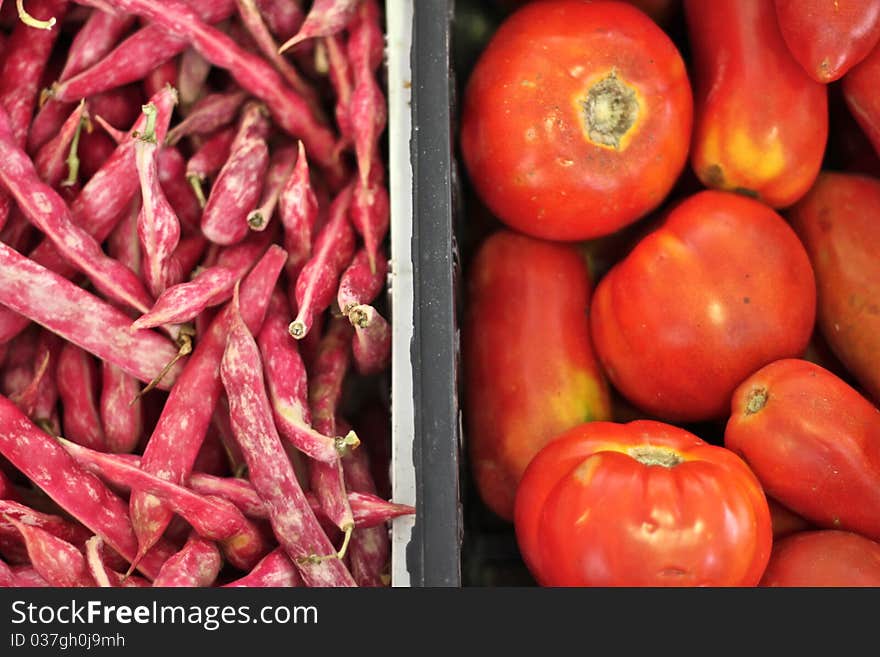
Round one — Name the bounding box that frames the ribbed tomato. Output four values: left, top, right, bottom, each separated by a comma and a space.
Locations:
514, 420, 772, 587
760, 530, 880, 587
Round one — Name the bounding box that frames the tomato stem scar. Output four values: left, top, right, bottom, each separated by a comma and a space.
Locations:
746, 387, 768, 415
627, 445, 683, 467
581, 71, 639, 150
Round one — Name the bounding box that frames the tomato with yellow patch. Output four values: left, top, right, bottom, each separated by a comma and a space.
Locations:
685, 0, 827, 207
460, 0, 692, 241
463, 230, 611, 521
514, 420, 772, 586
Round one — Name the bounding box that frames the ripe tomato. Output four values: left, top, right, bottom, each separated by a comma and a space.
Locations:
685, 0, 827, 207
513, 420, 772, 586
589, 190, 816, 422
774, 0, 880, 83
460, 0, 692, 241
760, 530, 880, 587
844, 45, 880, 156
464, 230, 611, 521
767, 498, 813, 540
788, 172, 880, 405
725, 359, 880, 541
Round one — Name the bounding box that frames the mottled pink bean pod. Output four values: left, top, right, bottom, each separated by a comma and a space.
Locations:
350, 164, 390, 274
158, 147, 201, 235
60, 10, 137, 82
132, 232, 270, 331
247, 143, 297, 231
100, 362, 143, 454
74, 0, 344, 183
307, 317, 355, 535
342, 439, 390, 587
337, 246, 387, 316
0, 242, 184, 388
0, 0, 69, 147
186, 126, 236, 208
85, 535, 116, 587
178, 47, 212, 108
0, 557, 14, 586
220, 296, 356, 587
255, 0, 304, 39
223, 548, 303, 587
57, 437, 267, 570
166, 89, 249, 146
130, 245, 286, 566
324, 33, 353, 141
289, 184, 355, 339
152, 533, 222, 587
8, 565, 50, 587
8, 343, 50, 419
278, 0, 358, 51
235, 0, 320, 113
135, 103, 182, 298
3, 517, 94, 587
32, 331, 62, 434
350, 304, 391, 376
201, 102, 270, 245
348, 0, 386, 187
56, 342, 106, 451
258, 289, 352, 464
33, 100, 87, 188
51, 0, 236, 103
0, 398, 175, 580
0, 499, 92, 549
165, 235, 209, 288
278, 140, 319, 281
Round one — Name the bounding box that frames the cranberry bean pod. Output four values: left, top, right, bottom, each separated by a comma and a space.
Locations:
337, 246, 387, 316
0, 557, 14, 586
72, 0, 343, 182
85, 535, 115, 587
201, 103, 271, 245
0, 397, 174, 579
56, 343, 106, 451
289, 184, 355, 339
278, 140, 319, 281
56, 437, 267, 570
158, 146, 201, 235
166, 234, 209, 288
8, 345, 49, 418
152, 533, 222, 587
100, 362, 143, 454
223, 547, 303, 587
347, 0, 385, 187
258, 289, 352, 464
51, 0, 236, 103
33, 100, 87, 188
3, 517, 94, 587
350, 304, 391, 376
324, 33, 353, 142
0, 242, 184, 388
166, 89, 248, 146
8, 565, 50, 587
108, 199, 141, 277
179, 48, 212, 106
186, 126, 236, 207
255, 0, 304, 39
307, 316, 355, 536
350, 164, 389, 274
220, 296, 356, 587
0, 499, 92, 548
133, 232, 271, 330
248, 144, 298, 231
129, 245, 285, 566
278, 0, 358, 51
342, 438, 389, 587
235, 0, 320, 112
135, 104, 182, 297
32, 331, 62, 434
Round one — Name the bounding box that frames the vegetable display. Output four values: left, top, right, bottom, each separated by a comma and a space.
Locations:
461, 0, 880, 587
0, 0, 408, 587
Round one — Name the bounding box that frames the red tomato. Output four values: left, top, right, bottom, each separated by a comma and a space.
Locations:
788, 172, 880, 405
760, 530, 880, 587
767, 497, 813, 540
513, 420, 772, 586
464, 230, 611, 520
844, 45, 880, 156
590, 190, 816, 422
685, 0, 828, 207
725, 359, 880, 541
460, 0, 692, 241
774, 0, 880, 83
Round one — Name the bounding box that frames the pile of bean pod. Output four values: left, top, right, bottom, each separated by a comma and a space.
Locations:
0, 0, 408, 588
